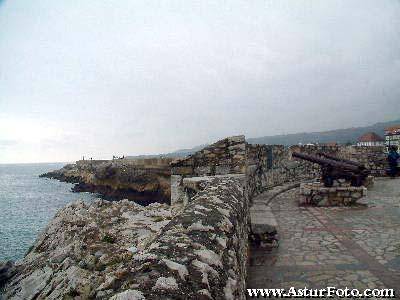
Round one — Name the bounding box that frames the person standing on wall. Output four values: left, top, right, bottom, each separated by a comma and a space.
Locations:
387, 145, 400, 178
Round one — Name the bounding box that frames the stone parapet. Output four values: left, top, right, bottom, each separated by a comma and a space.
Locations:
340, 146, 388, 176
112, 175, 249, 299
171, 136, 248, 213
171, 135, 246, 177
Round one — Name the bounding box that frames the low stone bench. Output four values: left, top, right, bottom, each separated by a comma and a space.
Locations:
299, 182, 367, 206
249, 203, 278, 247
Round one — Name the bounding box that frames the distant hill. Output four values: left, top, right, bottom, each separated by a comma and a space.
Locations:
126, 144, 207, 159
127, 119, 399, 158
247, 119, 400, 146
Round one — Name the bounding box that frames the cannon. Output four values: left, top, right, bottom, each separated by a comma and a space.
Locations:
317, 152, 366, 169
292, 152, 370, 187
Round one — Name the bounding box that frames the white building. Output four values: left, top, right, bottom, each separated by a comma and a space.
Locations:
385, 126, 400, 147
357, 132, 384, 146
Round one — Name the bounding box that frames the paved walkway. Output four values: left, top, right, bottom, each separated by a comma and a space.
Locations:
248, 178, 400, 297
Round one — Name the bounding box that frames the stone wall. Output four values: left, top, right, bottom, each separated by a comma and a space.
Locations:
170, 136, 247, 211
338, 146, 387, 176
249, 144, 388, 193
290, 145, 388, 177
171, 135, 246, 177
111, 175, 249, 300
246, 144, 330, 192
299, 182, 367, 206
246, 144, 268, 199
133, 139, 387, 299
170, 139, 388, 231
162, 136, 252, 299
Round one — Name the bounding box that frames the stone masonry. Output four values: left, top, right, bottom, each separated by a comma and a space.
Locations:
170, 136, 247, 213
299, 182, 367, 206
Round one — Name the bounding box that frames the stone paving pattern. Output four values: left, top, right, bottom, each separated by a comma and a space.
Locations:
248, 178, 400, 298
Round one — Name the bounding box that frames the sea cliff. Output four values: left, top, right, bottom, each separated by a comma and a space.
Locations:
40, 158, 174, 205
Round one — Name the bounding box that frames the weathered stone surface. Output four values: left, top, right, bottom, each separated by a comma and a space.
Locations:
110, 289, 146, 300
250, 204, 277, 235
115, 175, 248, 299
2, 199, 172, 299
171, 135, 246, 178
299, 182, 367, 206
0, 261, 16, 288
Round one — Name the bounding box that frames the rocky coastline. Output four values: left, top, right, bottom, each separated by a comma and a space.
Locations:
2, 199, 173, 299
39, 159, 173, 205
39, 163, 82, 184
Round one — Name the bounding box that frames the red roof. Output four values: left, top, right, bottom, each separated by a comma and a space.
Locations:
358, 132, 384, 142
385, 125, 400, 134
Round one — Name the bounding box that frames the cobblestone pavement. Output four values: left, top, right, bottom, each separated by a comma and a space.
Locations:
248, 178, 400, 298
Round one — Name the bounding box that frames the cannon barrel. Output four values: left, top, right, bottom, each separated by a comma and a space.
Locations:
317, 152, 365, 169
292, 152, 363, 173
292, 151, 370, 187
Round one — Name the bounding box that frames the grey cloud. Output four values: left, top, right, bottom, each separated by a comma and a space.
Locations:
0, 0, 399, 163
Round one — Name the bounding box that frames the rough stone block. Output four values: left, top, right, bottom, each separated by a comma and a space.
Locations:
215, 165, 231, 175
194, 166, 211, 176
228, 143, 246, 151
250, 204, 277, 234
172, 166, 194, 175
227, 135, 245, 143
299, 183, 366, 207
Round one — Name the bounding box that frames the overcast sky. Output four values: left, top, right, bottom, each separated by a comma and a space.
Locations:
1, 0, 400, 163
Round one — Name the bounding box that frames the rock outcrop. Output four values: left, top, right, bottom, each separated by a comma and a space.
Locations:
2, 199, 172, 299
39, 163, 83, 183
3, 176, 248, 300
40, 159, 173, 205
0, 261, 16, 289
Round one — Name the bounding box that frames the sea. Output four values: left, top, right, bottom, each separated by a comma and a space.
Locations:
0, 163, 99, 262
